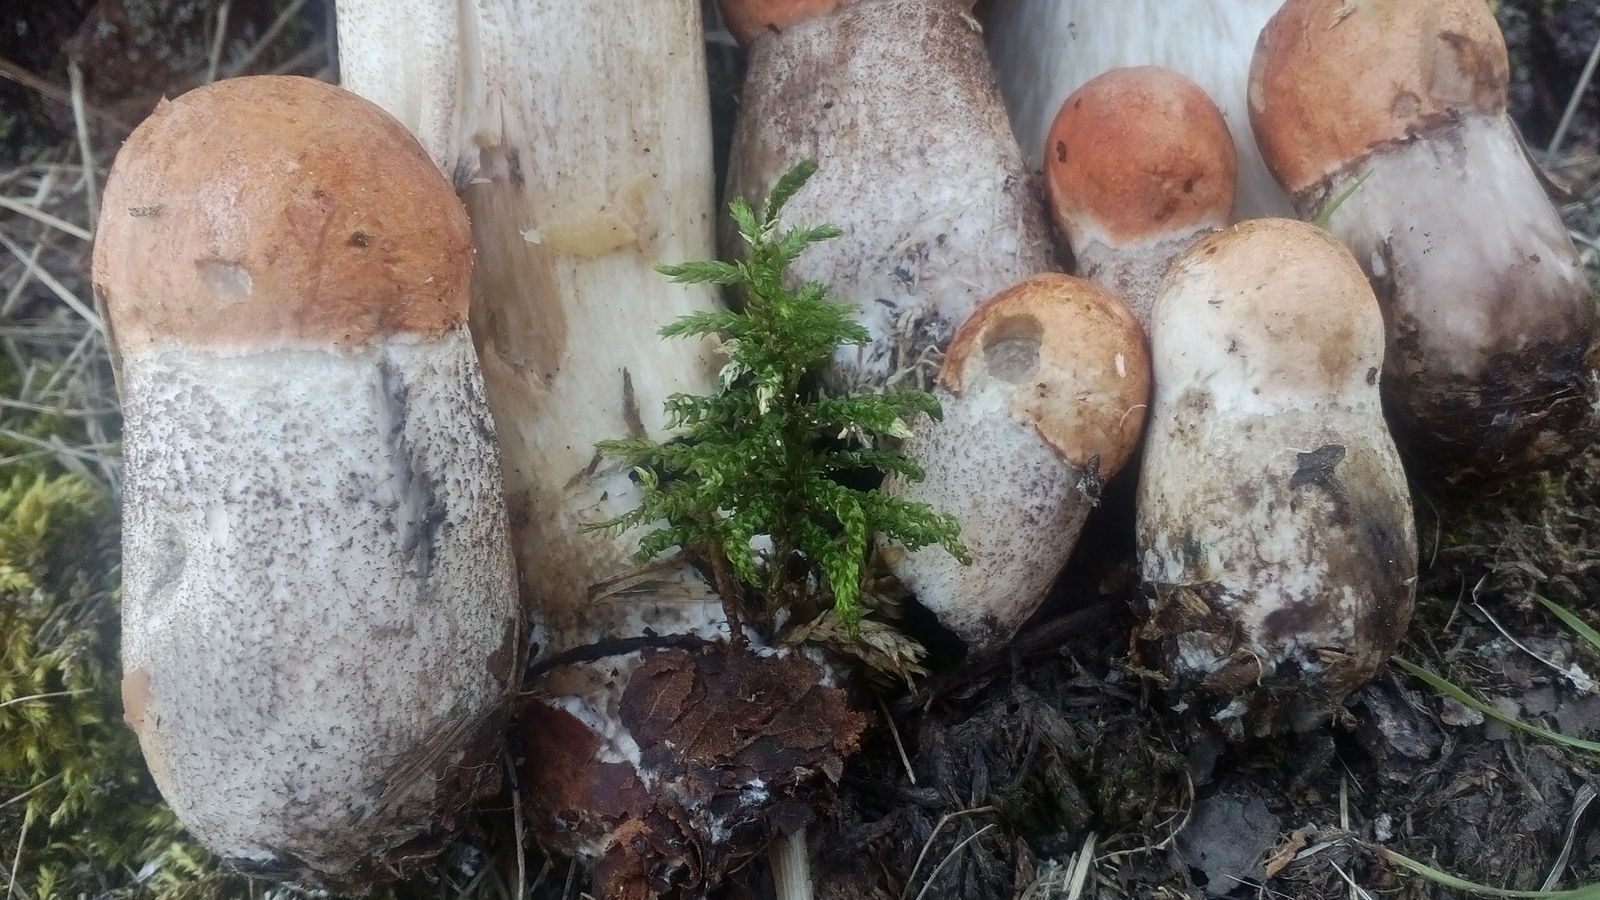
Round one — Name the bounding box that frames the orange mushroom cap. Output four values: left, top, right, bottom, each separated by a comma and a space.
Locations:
94, 75, 472, 352
1045, 66, 1237, 247
719, 0, 976, 46
1249, 0, 1509, 195
941, 273, 1150, 478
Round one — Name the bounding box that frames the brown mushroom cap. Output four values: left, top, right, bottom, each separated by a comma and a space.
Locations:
94, 75, 471, 352
1249, 0, 1509, 195
1045, 66, 1237, 246
941, 272, 1149, 477
719, 0, 975, 45
719, 0, 860, 44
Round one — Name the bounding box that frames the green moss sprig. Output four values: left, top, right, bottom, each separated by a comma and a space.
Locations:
590, 160, 968, 639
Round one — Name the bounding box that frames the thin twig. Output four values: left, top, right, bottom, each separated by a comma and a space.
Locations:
522, 633, 712, 681
0, 58, 133, 131
1550, 26, 1600, 156
225, 0, 309, 78
879, 695, 916, 785
0, 231, 103, 331
205, 0, 233, 84
911, 824, 995, 900
0, 775, 61, 812
900, 806, 995, 900
0, 197, 93, 242
5, 813, 27, 900
66, 60, 97, 232
506, 749, 527, 900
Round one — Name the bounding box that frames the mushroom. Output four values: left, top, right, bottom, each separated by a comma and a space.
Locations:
1136, 218, 1417, 740
335, 4, 860, 896
95, 76, 519, 885
1044, 66, 1238, 325
1249, 0, 1597, 479
981, 0, 1290, 218
883, 273, 1150, 654
723, 0, 1056, 394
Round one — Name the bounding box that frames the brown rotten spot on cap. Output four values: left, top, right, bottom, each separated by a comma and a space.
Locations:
1249, 0, 1509, 196
941, 272, 1149, 478
1046, 66, 1237, 247
94, 75, 472, 353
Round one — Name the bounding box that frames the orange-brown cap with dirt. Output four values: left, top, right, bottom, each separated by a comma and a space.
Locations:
1045, 66, 1237, 246
941, 273, 1150, 477
1249, 0, 1509, 195
94, 75, 472, 352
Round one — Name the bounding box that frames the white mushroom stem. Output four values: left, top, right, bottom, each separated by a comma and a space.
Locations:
981, 0, 1290, 218
724, 0, 1056, 394
884, 274, 1149, 654
97, 76, 518, 885
336, 0, 725, 651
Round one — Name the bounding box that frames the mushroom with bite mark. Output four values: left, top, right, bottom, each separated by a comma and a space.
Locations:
96, 75, 519, 886
884, 273, 1150, 654
1045, 66, 1238, 325
1249, 0, 1597, 479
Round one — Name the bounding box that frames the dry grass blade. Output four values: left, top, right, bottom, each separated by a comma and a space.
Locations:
0, 231, 102, 332
911, 823, 995, 900
0, 197, 92, 242
1549, 27, 1600, 155
900, 806, 995, 900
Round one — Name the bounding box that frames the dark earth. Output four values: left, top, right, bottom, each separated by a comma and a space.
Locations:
4, 0, 1600, 897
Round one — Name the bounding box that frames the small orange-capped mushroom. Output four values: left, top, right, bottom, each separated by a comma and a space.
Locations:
1045, 66, 1237, 324
885, 273, 1150, 654
97, 75, 518, 886
1250, 0, 1596, 479
981, 0, 1291, 218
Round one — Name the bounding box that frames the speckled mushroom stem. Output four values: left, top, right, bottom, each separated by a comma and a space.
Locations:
1250, 0, 1597, 480
981, 0, 1290, 219
722, 0, 1056, 394
96, 76, 519, 887
1136, 218, 1418, 740
336, 4, 865, 896
883, 274, 1149, 654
